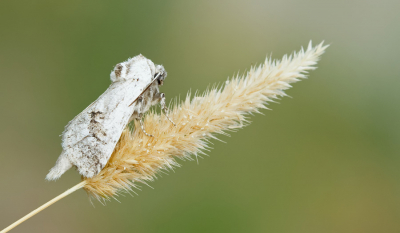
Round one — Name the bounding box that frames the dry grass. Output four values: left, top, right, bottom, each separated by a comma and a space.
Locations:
1, 41, 328, 233
83, 41, 328, 202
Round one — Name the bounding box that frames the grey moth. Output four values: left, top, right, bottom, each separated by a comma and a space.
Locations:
46, 55, 174, 180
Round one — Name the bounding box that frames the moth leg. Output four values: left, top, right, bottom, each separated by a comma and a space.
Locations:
159, 93, 176, 126
137, 113, 154, 137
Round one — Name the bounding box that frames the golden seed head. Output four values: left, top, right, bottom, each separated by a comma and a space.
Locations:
83, 41, 328, 202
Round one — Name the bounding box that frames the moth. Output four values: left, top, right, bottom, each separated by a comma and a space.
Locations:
46, 55, 175, 180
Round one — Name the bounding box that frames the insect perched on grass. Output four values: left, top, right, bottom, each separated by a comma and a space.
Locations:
46, 55, 175, 181
0, 42, 328, 233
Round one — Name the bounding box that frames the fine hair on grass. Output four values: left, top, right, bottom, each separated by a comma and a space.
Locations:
0, 41, 328, 233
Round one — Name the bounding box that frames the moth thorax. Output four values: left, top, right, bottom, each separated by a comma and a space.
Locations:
110, 63, 125, 82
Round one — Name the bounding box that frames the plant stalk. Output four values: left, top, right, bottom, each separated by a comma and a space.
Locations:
0, 181, 86, 233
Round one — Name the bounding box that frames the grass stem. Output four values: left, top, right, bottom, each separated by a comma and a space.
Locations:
0, 181, 86, 233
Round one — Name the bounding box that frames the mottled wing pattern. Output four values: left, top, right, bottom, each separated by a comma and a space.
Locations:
60, 56, 155, 178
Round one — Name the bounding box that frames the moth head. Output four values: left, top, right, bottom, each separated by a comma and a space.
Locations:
155, 65, 167, 86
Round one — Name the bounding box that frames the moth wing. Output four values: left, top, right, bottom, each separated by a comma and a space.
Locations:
61, 70, 154, 177
61, 56, 155, 148
129, 76, 159, 106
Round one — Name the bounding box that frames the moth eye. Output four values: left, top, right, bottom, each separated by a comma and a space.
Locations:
115, 64, 123, 78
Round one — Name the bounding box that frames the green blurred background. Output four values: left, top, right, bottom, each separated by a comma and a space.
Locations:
1, 1, 399, 232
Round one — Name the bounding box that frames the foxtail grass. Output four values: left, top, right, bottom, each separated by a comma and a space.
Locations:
1, 41, 328, 232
